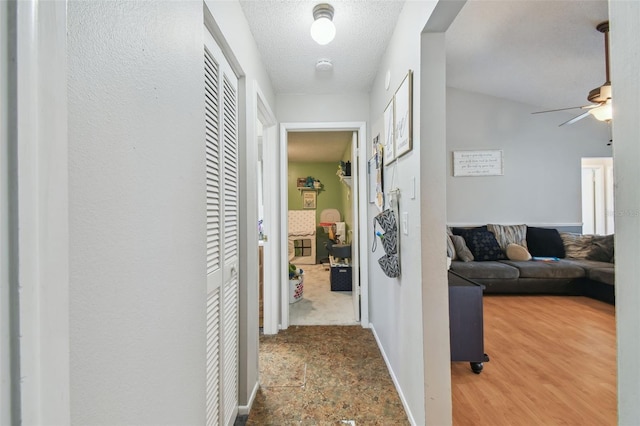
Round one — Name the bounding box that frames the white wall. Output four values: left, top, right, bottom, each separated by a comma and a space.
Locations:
610, 2, 640, 423
68, 2, 206, 424
447, 87, 612, 226
204, 0, 278, 410
277, 92, 369, 122
367, 2, 442, 425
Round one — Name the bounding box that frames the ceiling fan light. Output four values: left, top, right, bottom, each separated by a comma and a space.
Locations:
310, 4, 335, 45
589, 100, 612, 122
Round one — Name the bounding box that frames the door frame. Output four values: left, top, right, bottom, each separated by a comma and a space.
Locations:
277, 122, 369, 330
255, 84, 278, 337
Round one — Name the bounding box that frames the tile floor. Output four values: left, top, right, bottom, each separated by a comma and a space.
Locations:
247, 326, 409, 425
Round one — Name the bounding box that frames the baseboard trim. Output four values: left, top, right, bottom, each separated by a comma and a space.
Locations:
237, 381, 259, 416
369, 323, 417, 426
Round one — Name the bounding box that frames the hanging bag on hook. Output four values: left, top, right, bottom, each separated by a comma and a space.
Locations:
372, 208, 401, 278
372, 209, 398, 255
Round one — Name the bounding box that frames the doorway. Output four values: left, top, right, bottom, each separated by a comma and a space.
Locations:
581, 157, 614, 235
277, 122, 368, 330
286, 130, 357, 325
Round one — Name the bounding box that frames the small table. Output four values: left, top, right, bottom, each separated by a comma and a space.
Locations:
448, 270, 490, 373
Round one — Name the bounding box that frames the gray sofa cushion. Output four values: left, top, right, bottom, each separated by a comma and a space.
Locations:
450, 260, 519, 279
588, 268, 615, 286
562, 259, 614, 272
500, 260, 585, 279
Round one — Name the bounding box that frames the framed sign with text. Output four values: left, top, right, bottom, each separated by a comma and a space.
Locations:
453, 150, 504, 177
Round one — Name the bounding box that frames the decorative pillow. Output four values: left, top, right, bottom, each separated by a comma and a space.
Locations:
526, 227, 566, 258
488, 224, 528, 251
452, 225, 487, 236
450, 235, 474, 262
587, 234, 614, 263
459, 228, 506, 261
446, 234, 457, 260
506, 243, 532, 261
560, 232, 594, 259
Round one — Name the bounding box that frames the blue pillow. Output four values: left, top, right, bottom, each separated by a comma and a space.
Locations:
460, 228, 506, 261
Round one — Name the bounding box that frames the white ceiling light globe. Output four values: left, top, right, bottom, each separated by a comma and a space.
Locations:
310, 17, 336, 45
589, 100, 613, 122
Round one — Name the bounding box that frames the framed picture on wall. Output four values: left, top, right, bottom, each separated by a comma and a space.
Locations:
383, 98, 395, 165
394, 70, 413, 158
296, 177, 307, 188
302, 191, 317, 209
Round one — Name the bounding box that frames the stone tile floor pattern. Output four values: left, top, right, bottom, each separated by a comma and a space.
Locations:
247, 326, 409, 425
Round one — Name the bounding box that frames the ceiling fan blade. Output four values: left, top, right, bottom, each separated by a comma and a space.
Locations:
532, 104, 596, 114
559, 110, 592, 126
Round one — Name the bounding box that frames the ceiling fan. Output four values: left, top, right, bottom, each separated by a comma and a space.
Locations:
533, 21, 612, 126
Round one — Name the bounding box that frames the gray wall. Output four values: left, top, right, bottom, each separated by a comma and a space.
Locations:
276, 93, 369, 122
68, 2, 207, 423
368, 2, 449, 424
1, 1, 11, 423
610, 2, 640, 423
447, 87, 612, 226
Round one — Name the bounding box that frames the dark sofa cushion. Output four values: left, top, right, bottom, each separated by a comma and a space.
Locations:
450, 260, 519, 280
500, 260, 585, 279
451, 225, 487, 236
526, 227, 566, 258
562, 259, 614, 272
457, 228, 506, 261
587, 234, 614, 263
588, 268, 615, 286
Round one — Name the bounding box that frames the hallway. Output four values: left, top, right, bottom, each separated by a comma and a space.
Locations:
248, 326, 409, 424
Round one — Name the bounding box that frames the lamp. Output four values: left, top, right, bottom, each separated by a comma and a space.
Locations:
589, 99, 612, 122
310, 3, 335, 45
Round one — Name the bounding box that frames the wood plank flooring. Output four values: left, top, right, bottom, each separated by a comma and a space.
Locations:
452, 295, 616, 426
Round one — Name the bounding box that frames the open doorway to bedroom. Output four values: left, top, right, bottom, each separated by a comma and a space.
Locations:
276, 121, 368, 330
286, 131, 357, 325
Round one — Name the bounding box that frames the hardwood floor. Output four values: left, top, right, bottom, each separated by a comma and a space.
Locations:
452, 295, 616, 426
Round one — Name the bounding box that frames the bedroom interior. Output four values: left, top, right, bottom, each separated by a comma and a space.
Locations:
286, 131, 357, 325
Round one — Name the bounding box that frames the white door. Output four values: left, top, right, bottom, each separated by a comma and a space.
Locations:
350, 132, 361, 321
204, 27, 239, 426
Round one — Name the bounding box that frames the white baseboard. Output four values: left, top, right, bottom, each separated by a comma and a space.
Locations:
237, 381, 259, 416
369, 323, 417, 426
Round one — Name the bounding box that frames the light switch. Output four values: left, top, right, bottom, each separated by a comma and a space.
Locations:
402, 212, 408, 235
411, 177, 416, 200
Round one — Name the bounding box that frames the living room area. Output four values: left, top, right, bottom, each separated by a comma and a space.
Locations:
445, 2, 616, 423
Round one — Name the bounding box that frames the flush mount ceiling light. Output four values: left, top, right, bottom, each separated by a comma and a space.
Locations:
310, 3, 336, 45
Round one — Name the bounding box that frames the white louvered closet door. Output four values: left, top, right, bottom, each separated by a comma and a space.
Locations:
204, 27, 240, 426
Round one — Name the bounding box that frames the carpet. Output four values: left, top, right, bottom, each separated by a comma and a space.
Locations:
290, 264, 357, 326
249, 326, 409, 425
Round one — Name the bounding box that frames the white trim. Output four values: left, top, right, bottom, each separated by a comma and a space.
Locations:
237, 381, 259, 416
279, 122, 369, 330
15, 1, 70, 423
370, 324, 416, 425
255, 82, 279, 336
1, 2, 14, 422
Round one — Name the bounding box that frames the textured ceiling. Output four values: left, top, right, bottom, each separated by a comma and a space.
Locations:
288, 131, 353, 162
241, 0, 609, 159
239, 0, 405, 95
446, 0, 609, 111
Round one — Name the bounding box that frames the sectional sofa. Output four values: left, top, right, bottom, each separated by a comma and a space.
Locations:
447, 225, 615, 305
